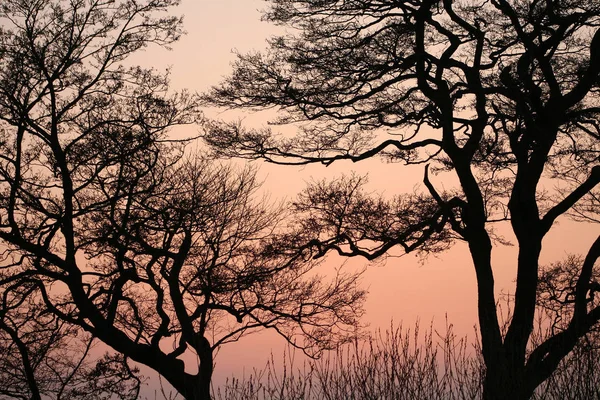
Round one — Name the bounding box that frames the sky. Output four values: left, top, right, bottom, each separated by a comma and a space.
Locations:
129, 1, 600, 397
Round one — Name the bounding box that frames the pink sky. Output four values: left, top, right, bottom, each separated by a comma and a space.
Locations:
130, 1, 599, 397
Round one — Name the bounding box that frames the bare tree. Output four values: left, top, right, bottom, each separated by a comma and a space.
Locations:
204, 0, 600, 398
76, 155, 365, 399
0, 1, 366, 399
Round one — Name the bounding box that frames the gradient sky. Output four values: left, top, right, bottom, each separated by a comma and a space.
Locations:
130, 1, 600, 397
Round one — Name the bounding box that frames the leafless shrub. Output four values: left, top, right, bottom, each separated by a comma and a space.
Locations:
216, 319, 600, 400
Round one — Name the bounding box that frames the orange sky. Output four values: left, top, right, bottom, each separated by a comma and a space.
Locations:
130, 1, 600, 397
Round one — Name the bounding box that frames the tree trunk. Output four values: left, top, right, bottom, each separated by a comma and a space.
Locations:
182, 377, 212, 400
181, 335, 213, 400
482, 365, 535, 400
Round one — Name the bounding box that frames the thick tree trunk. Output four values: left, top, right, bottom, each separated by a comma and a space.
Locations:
180, 335, 213, 400
480, 242, 542, 400
482, 366, 535, 400
198, 336, 214, 399
182, 376, 212, 400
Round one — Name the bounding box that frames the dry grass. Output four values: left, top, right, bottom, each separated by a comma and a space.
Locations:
215, 321, 600, 400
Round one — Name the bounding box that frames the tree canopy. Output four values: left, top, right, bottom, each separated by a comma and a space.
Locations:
0, 1, 365, 399
205, 1, 600, 399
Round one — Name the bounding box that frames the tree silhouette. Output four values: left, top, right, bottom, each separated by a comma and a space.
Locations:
0, 1, 365, 399
204, 0, 600, 398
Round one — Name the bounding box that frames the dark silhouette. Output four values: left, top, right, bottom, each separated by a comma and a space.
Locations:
0, 1, 365, 399
204, 1, 600, 398
216, 320, 600, 400
0, 288, 141, 400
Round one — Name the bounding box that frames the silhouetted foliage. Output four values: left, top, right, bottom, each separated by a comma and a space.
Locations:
205, 0, 600, 398
216, 320, 600, 400
0, 1, 365, 400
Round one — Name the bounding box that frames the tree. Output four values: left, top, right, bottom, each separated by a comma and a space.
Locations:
0, 1, 365, 399
204, 0, 600, 398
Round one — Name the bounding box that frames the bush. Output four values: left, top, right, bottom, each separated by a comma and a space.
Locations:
216, 320, 600, 400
